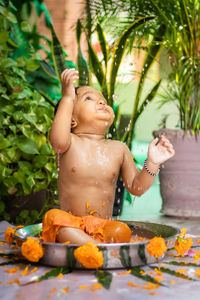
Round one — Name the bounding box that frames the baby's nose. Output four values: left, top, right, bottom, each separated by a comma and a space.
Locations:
98, 99, 105, 105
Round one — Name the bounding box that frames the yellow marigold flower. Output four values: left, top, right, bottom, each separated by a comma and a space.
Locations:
7, 279, 20, 285
4, 267, 20, 273
5, 227, 15, 245
21, 237, 43, 262
194, 269, 200, 278
90, 283, 102, 291
128, 282, 140, 288
78, 285, 89, 289
74, 242, 103, 269
179, 228, 187, 238
174, 237, 193, 257
146, 237, 167, 258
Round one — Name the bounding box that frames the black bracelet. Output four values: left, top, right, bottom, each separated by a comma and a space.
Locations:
144, 159, 160, 176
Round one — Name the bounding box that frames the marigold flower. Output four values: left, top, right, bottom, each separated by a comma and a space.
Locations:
142, 282, 159, 290
117, 270, 131, 275
179, 228, 187, 238
7, 279, 20, 285
128, 282, 140, 288
78, 285, 89, 289
74, 242, 103, 269
174, 237, 193, 256
21, 237, 43, 262
5, 227, 15, 245
90, 283, 102, 291
146, 237, 167, 258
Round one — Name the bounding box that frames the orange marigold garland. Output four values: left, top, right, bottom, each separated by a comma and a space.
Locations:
5, 227, 15, 245
21, 237, 44, 262
147, 237, 167, 258
74, 242, 103, 269
174, 228, 193, 257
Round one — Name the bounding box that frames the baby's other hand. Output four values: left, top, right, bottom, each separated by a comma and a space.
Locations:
61, 68, 79, 100
147, 135, 175, 165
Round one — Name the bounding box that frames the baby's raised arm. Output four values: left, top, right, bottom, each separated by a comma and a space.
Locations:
49, 69, 79, 153
121, 136, 175, 196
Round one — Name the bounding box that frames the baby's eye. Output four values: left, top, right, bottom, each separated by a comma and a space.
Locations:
85, 97, 91, 101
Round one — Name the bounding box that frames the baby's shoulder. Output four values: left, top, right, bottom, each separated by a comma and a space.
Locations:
107, 139, 128, 152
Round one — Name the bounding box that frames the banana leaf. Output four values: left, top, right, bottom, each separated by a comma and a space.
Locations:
86, 37, 105, 91
127, 25, 165, 148
96, 23, 108, 68
109, 16, 155, 107
40, 61, 57, 80
122, 80, 161, 144
76, 19, 90, 86
50, 24, 67, 81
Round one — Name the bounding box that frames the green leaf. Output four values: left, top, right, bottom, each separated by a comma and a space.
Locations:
0, 136, 11, 149
0, 30, 9, 43
167, 261, 200, 267
6, 11, 17, 23
0, 201, 5, 214
120, 246, 131, 267
67, 247, 76, 269
109, 16, 155, 105
19, 209, 29, 219
50, 24, 66, 80
1, 58, 17, 69
76, 20, 90, 86
6, 147, 20, 162
26, 175, 35, 187
23, 266, 72, 285
87, 38, 105, 87
127, 25, 164, 148
20, 21, 31, 33
158, 267, 196, 281
95, 270, 112, 289
26, 59, 39, 72
40, 61, 57, 79
33, 155, 48, 168
96, 23, 108, 67
138, 244, 147, 264
17, 138, 39, 154
131, 267, 165, 286
40, 143, 52, 155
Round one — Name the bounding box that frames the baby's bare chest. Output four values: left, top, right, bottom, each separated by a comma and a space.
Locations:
59, 142, 123, 182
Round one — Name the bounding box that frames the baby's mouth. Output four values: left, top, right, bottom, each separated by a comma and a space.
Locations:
97, 107, 108, 112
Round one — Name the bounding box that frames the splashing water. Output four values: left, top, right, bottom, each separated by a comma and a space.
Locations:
131, 196, 136, 206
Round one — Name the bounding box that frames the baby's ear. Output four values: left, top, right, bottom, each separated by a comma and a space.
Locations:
71, 117, 77, 128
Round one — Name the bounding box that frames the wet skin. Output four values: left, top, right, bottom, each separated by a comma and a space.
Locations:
49, 69, 175, 244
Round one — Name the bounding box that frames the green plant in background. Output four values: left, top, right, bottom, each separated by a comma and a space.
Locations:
76, 18, 162, 148
90, 0, 200, 134
0, 0, 58, 224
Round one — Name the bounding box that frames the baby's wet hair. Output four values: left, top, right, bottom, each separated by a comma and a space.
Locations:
54, 86, 80, 116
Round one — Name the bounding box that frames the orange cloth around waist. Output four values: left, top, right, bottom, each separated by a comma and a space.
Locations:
42, 209, 110, 243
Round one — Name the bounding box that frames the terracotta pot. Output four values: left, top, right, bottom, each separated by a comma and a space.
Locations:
153, 129, 200, 218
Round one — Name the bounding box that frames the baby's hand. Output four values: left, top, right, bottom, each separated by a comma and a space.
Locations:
147, 135, 175, 165
61, 68, 79, 100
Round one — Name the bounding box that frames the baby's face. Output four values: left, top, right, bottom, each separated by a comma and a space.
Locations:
72, 86, 114, 132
